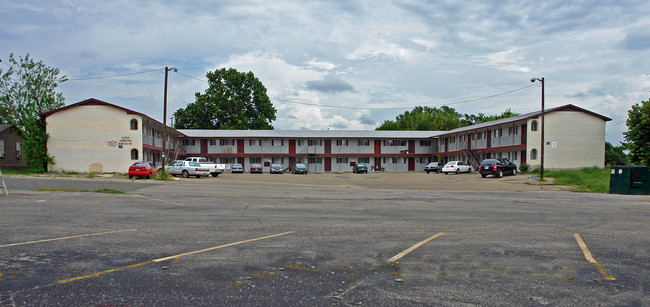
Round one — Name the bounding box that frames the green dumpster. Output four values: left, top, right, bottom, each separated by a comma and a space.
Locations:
609, 165, 650, 195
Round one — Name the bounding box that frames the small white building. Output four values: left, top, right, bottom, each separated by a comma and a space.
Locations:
42, 99, 611, 173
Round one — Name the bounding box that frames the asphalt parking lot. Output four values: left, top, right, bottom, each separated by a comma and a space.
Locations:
1, 173, 648, 306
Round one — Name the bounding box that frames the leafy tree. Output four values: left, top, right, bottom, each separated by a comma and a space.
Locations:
376, 106, 519, 131
0, 53, 66, 171
605, 142, 628, 166
623, 100, 650, 166
174, 68, 276, 130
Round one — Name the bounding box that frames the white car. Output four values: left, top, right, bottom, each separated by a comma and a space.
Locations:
167, 160, 211, 178
442, 161, 473, 174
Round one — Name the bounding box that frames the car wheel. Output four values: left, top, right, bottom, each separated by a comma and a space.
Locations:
512, 169, 517, 176
497, 170, 503, 178
481, 174, 487, 178
196, 175, 201, 178
128, 175, 133, 179
456, 169, 460, 174
426, 170, 430, 174
467, 167, 472, 173
444, 172, 448, 175
147, 172, 152, 179
212, 173, 219, 177
182, 170, 189, 178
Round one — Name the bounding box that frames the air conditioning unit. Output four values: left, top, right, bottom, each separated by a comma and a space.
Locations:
0, 153, 5, 158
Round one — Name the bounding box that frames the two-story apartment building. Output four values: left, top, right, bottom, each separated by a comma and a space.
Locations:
177, 130, 440, 172
437, 105, 611, 169
42, 99, 183, 173
42, 99, 610, 173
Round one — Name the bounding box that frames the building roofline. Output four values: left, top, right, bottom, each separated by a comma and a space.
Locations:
439, 104, 611, 137
40, 98, 187, 137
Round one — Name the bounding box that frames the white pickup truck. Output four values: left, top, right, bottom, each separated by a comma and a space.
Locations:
184, 157, 226, 177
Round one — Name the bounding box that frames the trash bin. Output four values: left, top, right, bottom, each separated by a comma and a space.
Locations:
609, 165, 650, 195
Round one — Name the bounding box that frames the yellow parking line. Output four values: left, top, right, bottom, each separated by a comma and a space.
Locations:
152, 231, 295, 262
134, 195, 184, 206
387, 232, 444, 263
57, 231, 295, 283
0, 229, 137, 248
573, 233, 615, 280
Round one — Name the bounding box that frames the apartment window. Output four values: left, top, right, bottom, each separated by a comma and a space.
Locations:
220, 139, 234, 146
308, 140, 321, 146
531, 120, 538, 131
419, 140, 431, 146
249, 139, 261, 146
530, 149, 538, 160
130, 149, 138, 160
508, 127, 513, 135
358, 157, 369, 163
183, 139, 195, 146
460, 135, 465, 142
336, 157, 348, 164
272, 139, 284, 146
515, 126, 519, 134
336, 140, 348, 146
358, 139, 370, 146
308, 157, 322, 164
0, 140, 4, 158
210, 139, 218, 146
476, 132, 482, 140
395, 140, 406, 146
250, 157, 262, 163
130, 119, 138, 130
450, 137, 456, 144
222, 157, 234, 164
384, 140, 393, 146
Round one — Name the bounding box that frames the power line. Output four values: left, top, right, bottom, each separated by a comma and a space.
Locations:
274, 84, 537, 110
66, 69, 161, 81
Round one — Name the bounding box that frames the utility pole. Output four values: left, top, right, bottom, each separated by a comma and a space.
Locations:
162, 67, 177, 174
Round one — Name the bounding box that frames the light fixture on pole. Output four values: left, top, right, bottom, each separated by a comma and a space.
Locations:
162, 66, 177, 174
530, 77, 544, 180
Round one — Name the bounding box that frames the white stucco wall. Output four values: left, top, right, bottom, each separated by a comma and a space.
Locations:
526, 111, 606, 169
47, 105, 143, 173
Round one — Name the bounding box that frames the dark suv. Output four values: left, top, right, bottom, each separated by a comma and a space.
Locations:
479, 158, 517, 178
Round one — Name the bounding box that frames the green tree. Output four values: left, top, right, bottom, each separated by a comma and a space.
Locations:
174, 68, 276, 130
376, 106, 519, 131
0, 53, 66, 171
623, 100, 650, 166
605, 142, 628, 166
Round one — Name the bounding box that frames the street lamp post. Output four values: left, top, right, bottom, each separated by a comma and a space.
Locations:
530, 77, 544, 180
162, 66, 177, 174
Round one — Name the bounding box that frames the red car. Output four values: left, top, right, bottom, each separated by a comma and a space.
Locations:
128, 161, 158, 179
250, 164, 263, 174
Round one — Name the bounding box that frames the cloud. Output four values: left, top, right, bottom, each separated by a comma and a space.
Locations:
306, 75, 355, 93
346, 39, 415, 61
358, 114, 376, 126
621, 30, 650, 50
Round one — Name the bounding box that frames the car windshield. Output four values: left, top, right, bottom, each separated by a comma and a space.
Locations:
296, 164, 306, 168
252, 164, 261, 167
444, 162, 455, 166
272, 164, 282, 168
233, 164, 242, 168
357, 164, 366, 168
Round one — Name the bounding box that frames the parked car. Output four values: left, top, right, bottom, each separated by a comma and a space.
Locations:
479, 158, 517, 178
291, 163, 308, 174
442, 161, 473, 174
270, 163, 284, 174
158, 160, 178, 173
352, 163, 368, 173
231, 163, 244, 173
167, 160, 210, 178
250, 164, 263, 174
184, 157, 226, 177
425, 162, 443, 174
128, 161, 158, 179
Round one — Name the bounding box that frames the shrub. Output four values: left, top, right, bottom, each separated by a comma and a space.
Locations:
519, 163, 530, 173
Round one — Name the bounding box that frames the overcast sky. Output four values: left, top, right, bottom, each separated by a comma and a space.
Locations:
2, 0, 649, 144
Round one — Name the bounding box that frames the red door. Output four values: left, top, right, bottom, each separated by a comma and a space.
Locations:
289, 140, 296, 155
520, 150, 527, 164
374, 157, 381, 171
486, 130, 491, 148
521, 124, 527, 145
408, 140, 415, 154
237, 139, 244, 153
374, 140, 381, 154
408, 157, 414, 171
468, 134, 472, 150
201, 139, 208, 154
325, 157, 331, 171
324, 140, 331, 154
